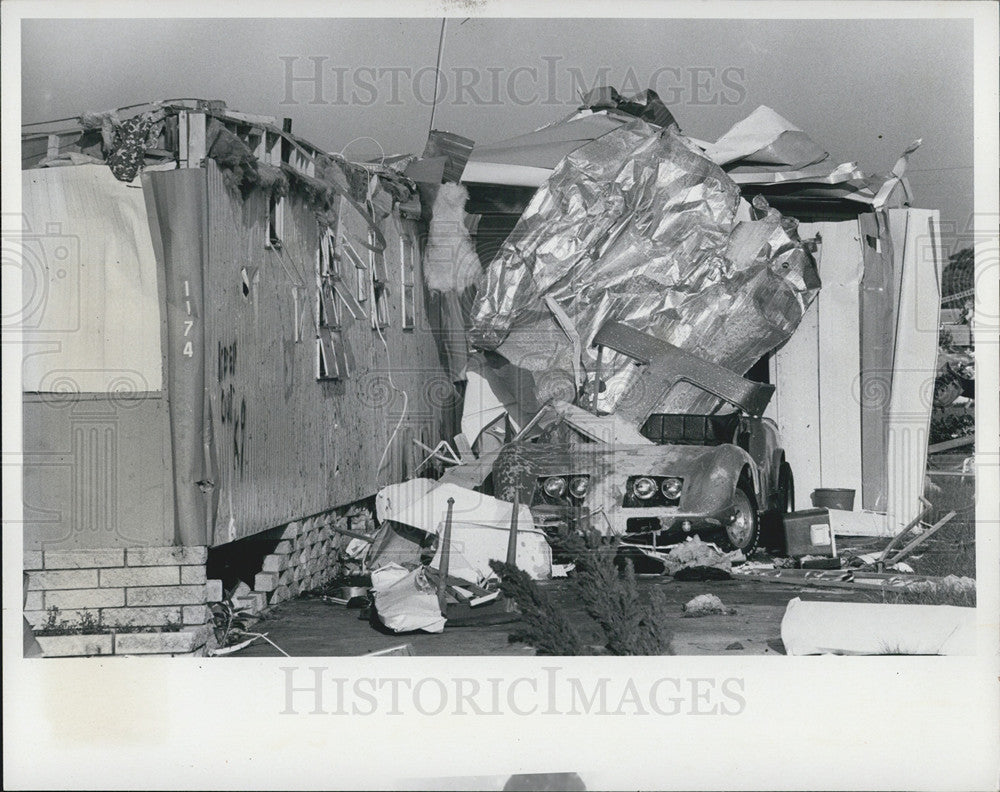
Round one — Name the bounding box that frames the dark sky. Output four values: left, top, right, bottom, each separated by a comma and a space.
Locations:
22, 16, 974, 248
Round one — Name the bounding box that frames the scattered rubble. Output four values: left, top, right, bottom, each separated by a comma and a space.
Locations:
682, 594, 731, 617
370, 563, 447, 634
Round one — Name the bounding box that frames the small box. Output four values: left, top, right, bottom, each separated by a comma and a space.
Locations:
783, 508, 837, 558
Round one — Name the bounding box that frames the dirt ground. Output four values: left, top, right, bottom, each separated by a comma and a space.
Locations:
231, 576, 875, 657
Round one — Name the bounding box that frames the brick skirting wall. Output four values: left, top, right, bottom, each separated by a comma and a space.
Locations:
24, 505, 375, 656
24, 546, 220, 657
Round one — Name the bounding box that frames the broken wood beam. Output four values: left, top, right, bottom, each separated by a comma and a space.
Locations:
886, 511, 958, 566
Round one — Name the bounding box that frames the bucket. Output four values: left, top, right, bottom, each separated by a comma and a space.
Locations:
811, 488, 856, 511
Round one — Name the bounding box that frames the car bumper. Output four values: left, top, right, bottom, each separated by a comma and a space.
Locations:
529, 501, 740, 546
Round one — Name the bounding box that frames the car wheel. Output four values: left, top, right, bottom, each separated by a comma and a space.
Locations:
722, 485, 760, 554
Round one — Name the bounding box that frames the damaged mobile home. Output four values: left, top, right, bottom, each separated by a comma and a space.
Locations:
21, 87, 955, 655
20, 100, 456, 655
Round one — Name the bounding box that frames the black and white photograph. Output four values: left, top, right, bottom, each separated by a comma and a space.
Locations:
3, 2, 998, 790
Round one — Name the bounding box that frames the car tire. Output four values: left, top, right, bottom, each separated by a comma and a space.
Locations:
721, 484, 760, 555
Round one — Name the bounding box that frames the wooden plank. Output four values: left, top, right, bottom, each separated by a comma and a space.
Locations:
267, 131, 282, 166
187, 112, 207, 165
928, 435, 975, 454
815, 219, 864, 500
177, 110, 189, 166
215, 109, 277, 126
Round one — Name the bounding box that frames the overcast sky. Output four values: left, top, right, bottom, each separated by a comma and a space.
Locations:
22, 16, 974, 248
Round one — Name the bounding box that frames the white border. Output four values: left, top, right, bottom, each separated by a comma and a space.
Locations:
3, 3, 998, 790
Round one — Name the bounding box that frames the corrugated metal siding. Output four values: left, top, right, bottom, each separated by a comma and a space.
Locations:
202, 162, 451, 545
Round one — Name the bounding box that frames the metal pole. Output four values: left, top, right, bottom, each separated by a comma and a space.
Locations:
437, 497, 455, 616
503, 491, 521, 613
505, 490, 520, 567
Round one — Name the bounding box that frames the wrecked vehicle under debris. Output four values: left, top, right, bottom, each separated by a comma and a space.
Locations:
492, 411, 789, 555
489, 322, 793, 554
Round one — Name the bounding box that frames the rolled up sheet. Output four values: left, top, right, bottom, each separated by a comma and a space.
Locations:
780, 596, 976, 655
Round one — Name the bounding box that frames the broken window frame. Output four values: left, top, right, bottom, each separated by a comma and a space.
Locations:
400, 232, 416, 331
265, 192, 284, 249
316, 327, 346, 380
317, 226, 342, 330
264, 130, 284, 249
369, 228, 390, 331
315, 224, 353, 381
339, 234, 368, 307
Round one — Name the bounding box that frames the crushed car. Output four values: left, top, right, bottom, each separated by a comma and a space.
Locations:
488, 321, 794, 555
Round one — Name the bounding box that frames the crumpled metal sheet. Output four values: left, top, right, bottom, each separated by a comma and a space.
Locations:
469, 118, 821, 414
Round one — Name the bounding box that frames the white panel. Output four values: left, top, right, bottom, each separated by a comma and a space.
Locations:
885, 209, 942, 533
771, 220, 823, 505
20, 165, 163, 393
815, 219, 865, 500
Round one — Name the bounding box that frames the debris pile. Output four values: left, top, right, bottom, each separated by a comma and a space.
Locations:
682, 594, 731, 618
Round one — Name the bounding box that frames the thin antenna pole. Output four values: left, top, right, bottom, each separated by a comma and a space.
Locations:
427, 18, 447, 136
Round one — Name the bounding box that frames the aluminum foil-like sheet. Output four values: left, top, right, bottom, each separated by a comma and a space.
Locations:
469, 118, 821, 414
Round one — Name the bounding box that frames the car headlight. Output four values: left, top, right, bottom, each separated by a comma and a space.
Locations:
631, 476, 658, 500
542, 476, 567, 498
661, 477, 683, 500
568, 476, 590, 499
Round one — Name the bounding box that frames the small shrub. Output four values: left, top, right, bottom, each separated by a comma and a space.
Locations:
574, 546, 674, 655
209, 591, 254, 647
77, 610, 102, 634
490, 526, 674, 656
488, 560, 584, 655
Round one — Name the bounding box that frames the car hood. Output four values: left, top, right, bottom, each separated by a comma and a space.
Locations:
493, 441, 751, 515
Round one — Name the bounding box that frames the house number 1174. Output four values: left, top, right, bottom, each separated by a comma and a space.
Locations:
183, 279, 194, 357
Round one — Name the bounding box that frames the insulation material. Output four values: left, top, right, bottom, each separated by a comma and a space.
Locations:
780, 597, 976, 655
460, 87, 675, 188
469, 118, 820, 415
423, 183, 480, 293
20, 165, 163, 393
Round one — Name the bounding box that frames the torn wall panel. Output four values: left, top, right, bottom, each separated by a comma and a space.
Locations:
21, 165, 163, 392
